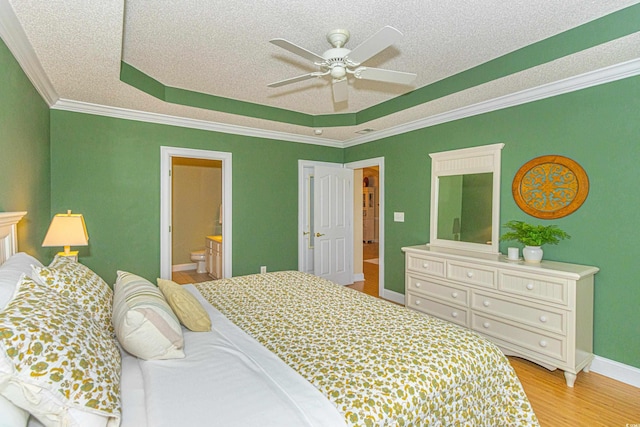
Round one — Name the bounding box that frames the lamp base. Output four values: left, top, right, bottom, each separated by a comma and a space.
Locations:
56, 251, 78, 262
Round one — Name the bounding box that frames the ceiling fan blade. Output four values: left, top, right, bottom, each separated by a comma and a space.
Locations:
270, 38, 326, 64
332, 78, 348, 103
346, 26, 403, 65
268, 72, 324, 88
353, 67, 417, 85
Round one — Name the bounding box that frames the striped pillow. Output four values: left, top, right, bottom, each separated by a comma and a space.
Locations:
112, 271, 184, 360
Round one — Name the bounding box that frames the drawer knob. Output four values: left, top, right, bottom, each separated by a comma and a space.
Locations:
423, 263, 429, 269
415, 282, 421, 288
526, 283, 534, 290
451, 311, 458, 318
539, 340, 548, 348
482, 322, 490, 329
466, 271, 474, 278
539, 316, 548, 323
483, 300, 490, 307
415, 299, 421, 305
451, 292, 458, 298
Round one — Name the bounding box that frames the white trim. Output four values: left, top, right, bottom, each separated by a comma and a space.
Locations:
381, 289, 404, 305
352, 272, 364, 282
0, 2, 58, 106
52, 99, 344, 148
0, 212, 27, 265
343, 58, 640, 147
45, 60, 640, 148
172, 263, 196, 272
591, 355, 640, 389
160, 147, 232, 280
345, 157, 385, 298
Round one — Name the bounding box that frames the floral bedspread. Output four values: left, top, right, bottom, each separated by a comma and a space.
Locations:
196, 271, 538, 426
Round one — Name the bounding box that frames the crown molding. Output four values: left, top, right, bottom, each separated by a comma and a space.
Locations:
51, 99, 344, 148
343, 57, 640, 147
0, 1, 58, 106
53, 57, 640, 148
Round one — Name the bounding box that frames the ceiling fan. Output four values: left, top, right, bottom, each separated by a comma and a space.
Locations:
268, 26, 417, 103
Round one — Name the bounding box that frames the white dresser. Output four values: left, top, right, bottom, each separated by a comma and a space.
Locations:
402, 245, 599, 387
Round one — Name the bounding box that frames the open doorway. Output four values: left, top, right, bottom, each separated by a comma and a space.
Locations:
160, 146, 232, 281
170, 157, 222, 284
345, 157, 384, 299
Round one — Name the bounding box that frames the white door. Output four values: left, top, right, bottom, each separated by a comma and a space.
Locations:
312, 165, 353, 285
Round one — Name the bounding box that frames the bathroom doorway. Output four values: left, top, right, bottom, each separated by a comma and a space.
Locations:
171, 157, 222, 283
160, 147, 232, 281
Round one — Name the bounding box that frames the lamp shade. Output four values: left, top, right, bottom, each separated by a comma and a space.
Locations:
42, 210, 89, 254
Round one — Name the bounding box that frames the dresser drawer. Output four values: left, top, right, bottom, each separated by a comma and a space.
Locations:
472, 313, 566, 363
447, 261, 497, 289
499, 271, 568, 306
406, 253, 445, 278
472, 292, 566, 335
407, 274, 468, 306
406, 293, 468, 327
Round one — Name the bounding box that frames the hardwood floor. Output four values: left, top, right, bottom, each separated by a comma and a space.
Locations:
347, 242, 379, 297
173, 255, 640, 425
510, 357, 640, 426
172, 269, 212, 284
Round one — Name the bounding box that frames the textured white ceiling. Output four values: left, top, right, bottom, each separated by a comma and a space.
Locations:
5, 0, 640, 143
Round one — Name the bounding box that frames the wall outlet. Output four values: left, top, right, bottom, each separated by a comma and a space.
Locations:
260, 266, 267, 274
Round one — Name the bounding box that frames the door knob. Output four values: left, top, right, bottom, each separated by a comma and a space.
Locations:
315, 232, 325, 237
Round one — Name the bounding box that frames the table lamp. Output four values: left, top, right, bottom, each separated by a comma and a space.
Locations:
42, 210, 89, 261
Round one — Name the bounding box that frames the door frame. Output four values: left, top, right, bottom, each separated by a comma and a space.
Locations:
160, 146, 233, 280
345, 157, 385, 298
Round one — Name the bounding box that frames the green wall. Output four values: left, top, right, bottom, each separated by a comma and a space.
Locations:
345, 75, 640, 368
3, 32, 639, 370
49, 111, 343, 284
0, 39, 50, 258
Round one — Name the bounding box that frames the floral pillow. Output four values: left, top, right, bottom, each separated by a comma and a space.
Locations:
0, 275, 121, 427
32, 255, 113, 335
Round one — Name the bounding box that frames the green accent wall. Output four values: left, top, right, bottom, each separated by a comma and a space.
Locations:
0, 38, 50, 259
344, 75, 640, 368
49, 111, 343, 284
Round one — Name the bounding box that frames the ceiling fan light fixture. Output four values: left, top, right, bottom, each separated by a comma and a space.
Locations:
330, 66, 347, 79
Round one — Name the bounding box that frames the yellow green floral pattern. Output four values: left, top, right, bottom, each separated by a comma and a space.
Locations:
0, 277, 121, 422
196, 271, 538, 427
32, 255, 114, 336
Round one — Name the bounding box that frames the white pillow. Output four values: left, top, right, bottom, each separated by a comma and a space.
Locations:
0, 252, 44, 310
112, 271, 184, 360
0, 394, 29, 427
0, 276, 121, 427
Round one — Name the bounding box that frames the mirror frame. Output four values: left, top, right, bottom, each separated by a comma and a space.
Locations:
429, 143, 504, 254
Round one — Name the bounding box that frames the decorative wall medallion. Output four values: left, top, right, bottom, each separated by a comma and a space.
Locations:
512, 155, 589, 219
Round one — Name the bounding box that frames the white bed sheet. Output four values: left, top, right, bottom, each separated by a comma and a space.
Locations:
135, 284, 347, 427
28, 284, 345, 427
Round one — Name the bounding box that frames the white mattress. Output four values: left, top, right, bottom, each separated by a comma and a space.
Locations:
30, 284, 346, 427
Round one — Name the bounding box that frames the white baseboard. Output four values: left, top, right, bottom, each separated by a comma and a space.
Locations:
172, 263, 196, 272
381, 289, 405, 305
591, 355, 640, 389
352, 273, 365, 282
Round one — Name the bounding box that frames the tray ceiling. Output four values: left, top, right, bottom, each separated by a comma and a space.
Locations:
3, 0, 640, 145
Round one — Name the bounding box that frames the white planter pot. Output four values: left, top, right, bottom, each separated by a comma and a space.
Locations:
522, 246, 543, 263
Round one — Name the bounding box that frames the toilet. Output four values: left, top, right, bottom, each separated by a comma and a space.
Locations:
190, 249, 207, 274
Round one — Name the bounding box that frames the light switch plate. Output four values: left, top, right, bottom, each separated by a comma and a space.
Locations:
394, 212, 405, 222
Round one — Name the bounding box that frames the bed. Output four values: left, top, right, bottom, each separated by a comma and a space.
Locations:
0, 212, 539, 426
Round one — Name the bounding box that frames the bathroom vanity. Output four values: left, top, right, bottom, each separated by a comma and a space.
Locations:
206, 235, 222, 279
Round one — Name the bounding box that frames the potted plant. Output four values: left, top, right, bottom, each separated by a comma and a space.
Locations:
500, 220, 570, 263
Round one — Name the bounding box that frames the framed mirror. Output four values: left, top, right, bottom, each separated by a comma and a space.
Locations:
429, 143, 504, 254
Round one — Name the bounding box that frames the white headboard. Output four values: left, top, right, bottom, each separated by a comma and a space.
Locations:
0, 211, 27, 266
